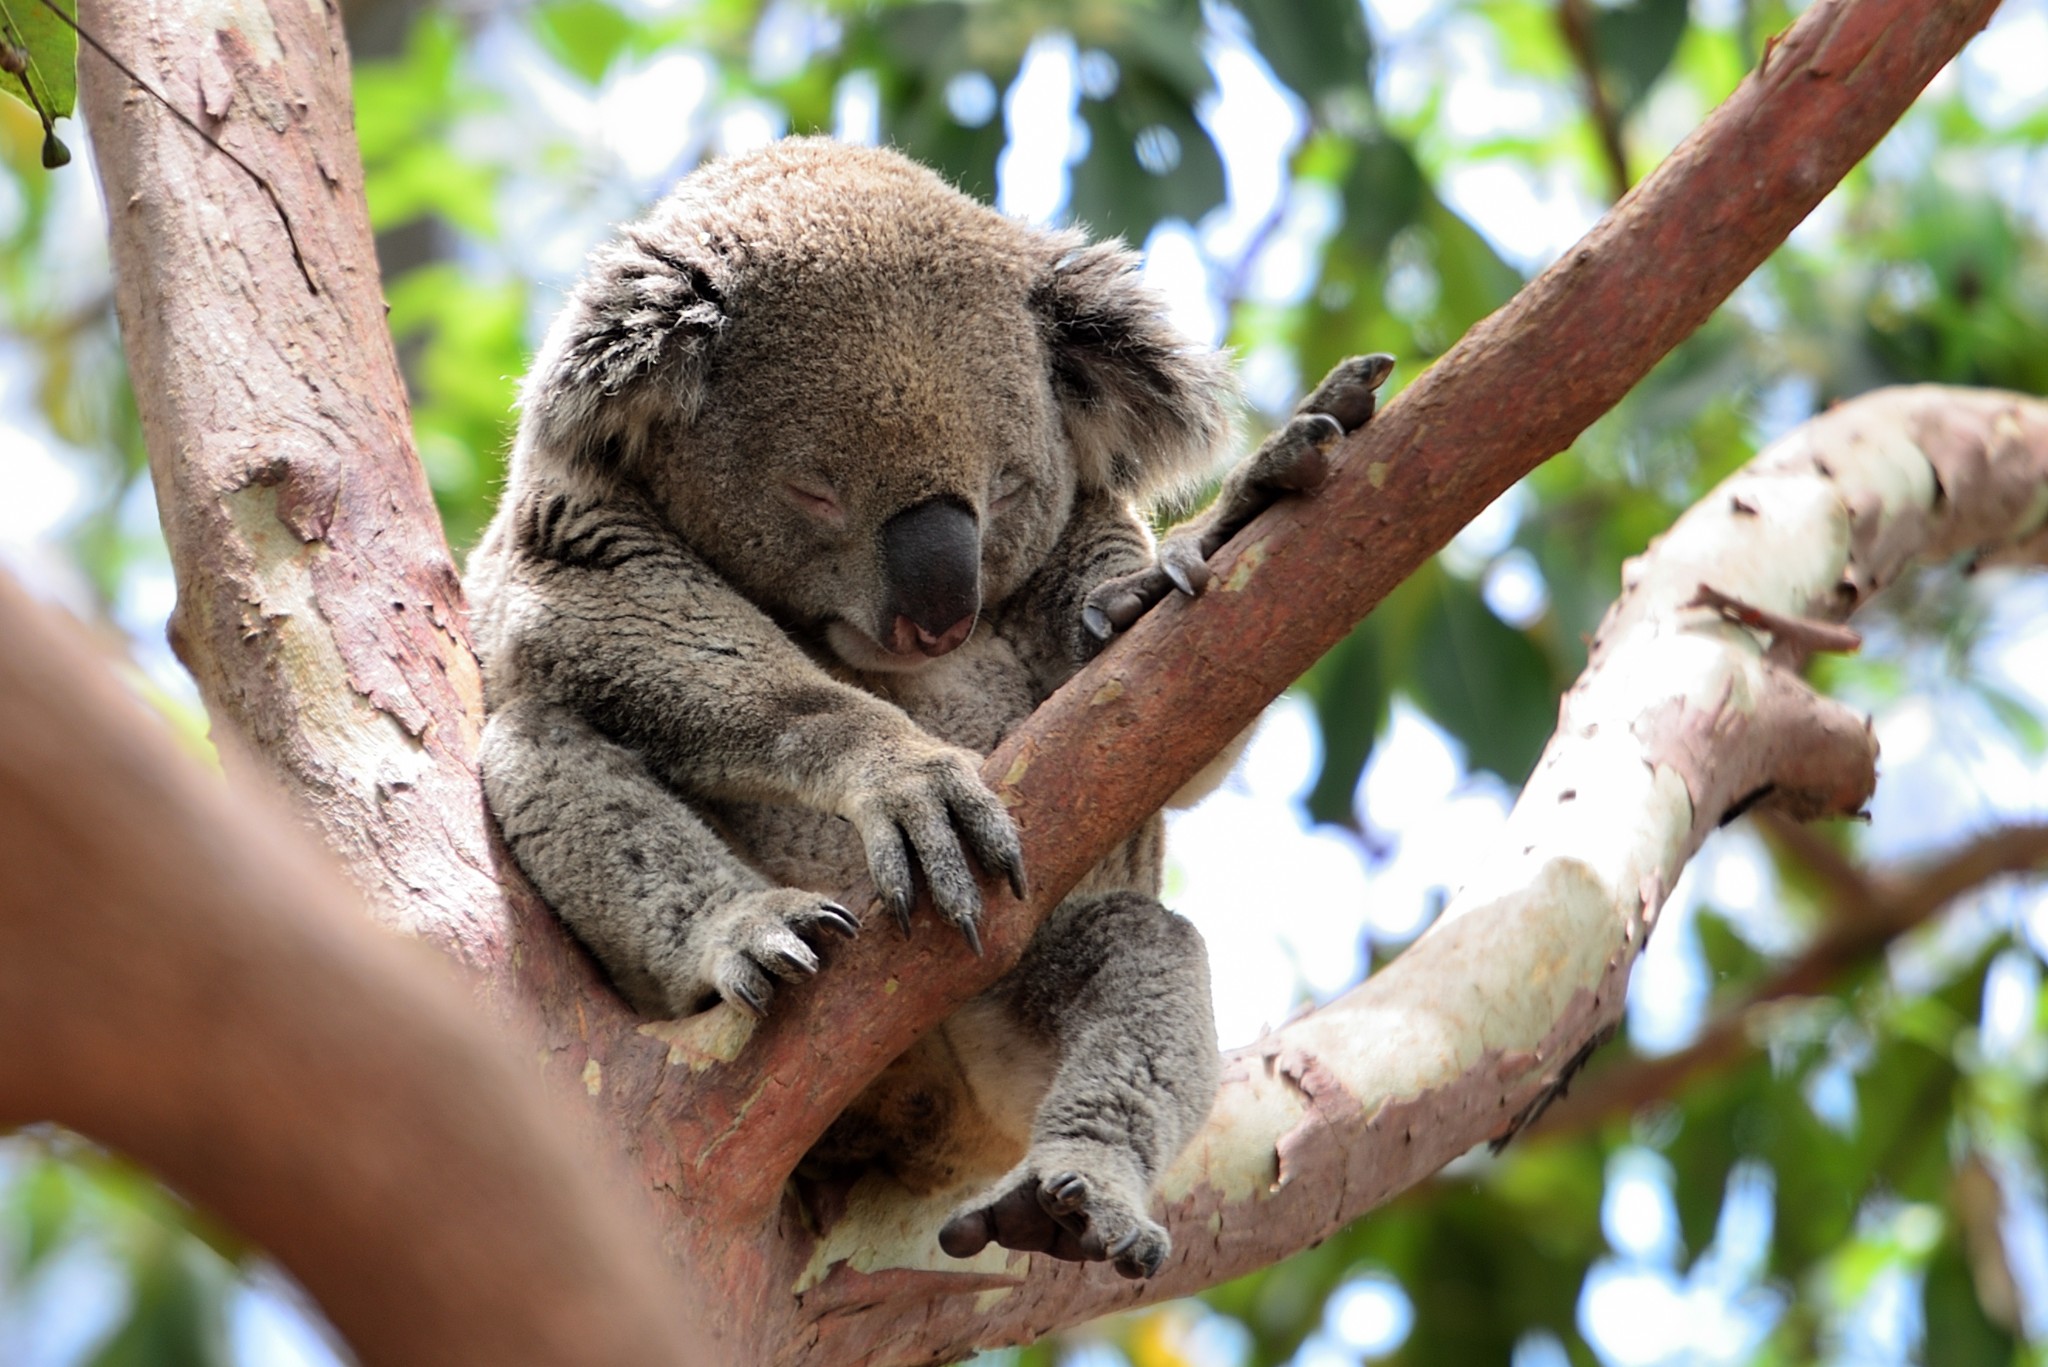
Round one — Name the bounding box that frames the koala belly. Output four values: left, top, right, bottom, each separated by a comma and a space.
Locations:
805, 994, 1058, 1193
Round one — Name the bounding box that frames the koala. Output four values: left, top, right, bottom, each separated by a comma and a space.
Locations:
467, 138, 1391, 1279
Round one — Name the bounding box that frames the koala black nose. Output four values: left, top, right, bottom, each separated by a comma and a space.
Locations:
879, 497, 980, 658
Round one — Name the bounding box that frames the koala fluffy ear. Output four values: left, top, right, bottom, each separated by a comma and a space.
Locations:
516, 227, 728, 490
1033, 234, 1236, 502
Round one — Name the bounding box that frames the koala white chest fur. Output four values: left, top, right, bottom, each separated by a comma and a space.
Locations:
467, 137, 1388, 1278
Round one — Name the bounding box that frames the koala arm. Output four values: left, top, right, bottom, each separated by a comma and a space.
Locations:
1079, 354, 1396, 642
994, 489, 1162, 691
497, 486, 1024, 939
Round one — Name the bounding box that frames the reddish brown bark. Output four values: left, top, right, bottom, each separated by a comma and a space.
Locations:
0, 577, 695, 1366
62, 0, 2012, 1361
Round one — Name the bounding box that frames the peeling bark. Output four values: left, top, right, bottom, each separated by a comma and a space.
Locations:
58, 0, 2032, 1357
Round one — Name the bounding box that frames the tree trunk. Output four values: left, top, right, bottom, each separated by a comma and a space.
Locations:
52, 0, 2025, 1361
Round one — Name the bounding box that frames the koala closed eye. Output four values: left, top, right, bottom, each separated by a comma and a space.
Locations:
990, 469, 1030, 511
784, 480, 845, 525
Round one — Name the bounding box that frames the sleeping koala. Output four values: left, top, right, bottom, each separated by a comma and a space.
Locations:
467, 138, 1390, 1278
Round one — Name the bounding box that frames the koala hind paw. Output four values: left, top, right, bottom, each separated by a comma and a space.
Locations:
938, 1165, 1170, 1279
700, 889, 859, 1017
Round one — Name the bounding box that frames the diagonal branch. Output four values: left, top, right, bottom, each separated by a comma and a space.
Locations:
1534, 821, 2048, 1138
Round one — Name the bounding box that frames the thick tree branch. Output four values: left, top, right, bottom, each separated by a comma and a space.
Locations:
0, 576, 697, 1366
1534, 821, 2048, 1136
75, 0, 518, 969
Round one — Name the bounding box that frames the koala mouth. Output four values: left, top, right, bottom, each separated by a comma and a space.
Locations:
885, 613, 975, 658
823, 614, 977, 673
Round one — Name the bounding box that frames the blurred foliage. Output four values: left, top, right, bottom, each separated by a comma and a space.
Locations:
4, 0, 2048, 1363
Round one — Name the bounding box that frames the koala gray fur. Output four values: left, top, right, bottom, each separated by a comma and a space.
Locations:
467, 138, 1389, 1278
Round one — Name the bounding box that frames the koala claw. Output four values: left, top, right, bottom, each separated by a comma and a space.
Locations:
729, 977, 770, 1018
701, 889, 859, 1017
1159, 539, 1211, 596
1081, 602, 1115, 643
958, 916, 984, 958
817, 901, 860, 938
850, 745, 1025, 943
874, 889, 915, 938
1041, 1170, 1089, 1214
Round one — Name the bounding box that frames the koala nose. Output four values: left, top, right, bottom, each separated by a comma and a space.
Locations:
880, 497, 980, 658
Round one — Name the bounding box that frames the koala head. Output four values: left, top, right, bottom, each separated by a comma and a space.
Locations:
513, 138, 1234, 673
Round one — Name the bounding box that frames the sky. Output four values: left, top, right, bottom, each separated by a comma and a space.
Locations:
6, 0, 2048, 1363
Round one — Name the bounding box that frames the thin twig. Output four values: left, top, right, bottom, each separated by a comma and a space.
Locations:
1692, 583, 1865, 653
1558, 0, 1631, 202
40, 0, 317, 295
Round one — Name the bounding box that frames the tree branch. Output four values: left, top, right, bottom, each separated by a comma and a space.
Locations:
1533, 821, 2048, 1137
789, 384, 2048, 1364
0, 576, 698, 1366
1559, 0, 1632, 201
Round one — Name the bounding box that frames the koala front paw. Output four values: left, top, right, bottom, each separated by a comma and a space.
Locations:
1079, 544, 1208, 645
938, 1159, 1170, 1279
1078, 353, 1395, 654
1298, 351, 1395, 434
846, 744, 1026, 953
697, 889, 860, 1017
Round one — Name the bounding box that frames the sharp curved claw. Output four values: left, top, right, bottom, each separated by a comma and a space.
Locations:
817, 902, 860, 937
955, 916, 983, 957
1163, 560, 1198, 596
731, 979, 769, 1018
889, 889, 913, 936
1005, 860, 1029, 901
1082, 603, 1114, 641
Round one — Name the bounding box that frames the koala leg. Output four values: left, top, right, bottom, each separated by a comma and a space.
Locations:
938, 891, 1219, 1279
1082, 352, 1396, 640
482, 696, 857, 1017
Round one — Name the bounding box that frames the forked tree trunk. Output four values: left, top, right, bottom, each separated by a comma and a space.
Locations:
20, 0, 2023, 1362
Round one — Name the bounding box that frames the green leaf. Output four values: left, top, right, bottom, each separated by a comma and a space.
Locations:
0, 0, 77, 163
1922, 1239, 2020, 1367
1589, 0, 1688, 115
532, 0, 635, 84
1974, 678, 2048, 757
847, 4, 1014, 203
1236, 0, 1373, 105
1339, 131, 1427, 261
1297, 619, 1388, 828
85, 1238, 232, 1367
1402, 564, 1559, 785
1068, 62, 1225, 241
